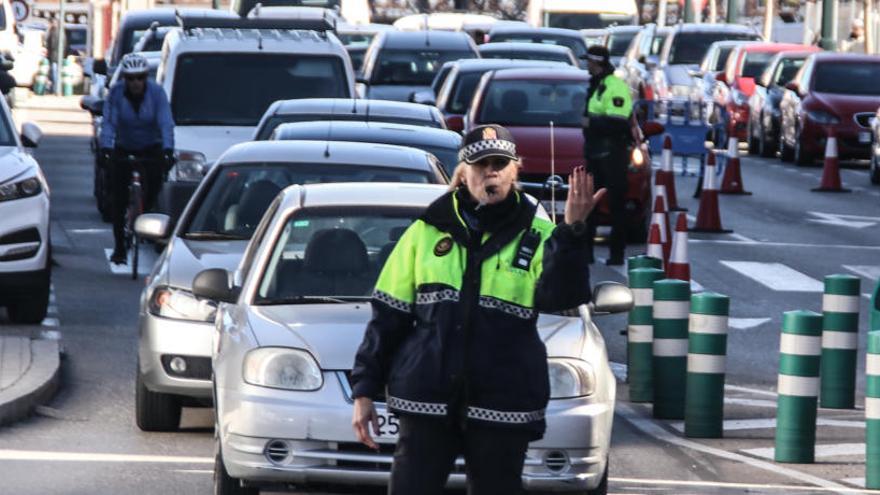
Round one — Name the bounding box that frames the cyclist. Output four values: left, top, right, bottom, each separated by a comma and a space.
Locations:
99, 53, 174, 265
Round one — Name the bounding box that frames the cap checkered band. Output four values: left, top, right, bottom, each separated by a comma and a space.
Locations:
467, 406, 545, 424
459, 139, 517, 163
372, 290, 412, 313
416, 289, 460, 305
478, 296, 535, 320
387, 396, 447, 416
585, 53, 606, 62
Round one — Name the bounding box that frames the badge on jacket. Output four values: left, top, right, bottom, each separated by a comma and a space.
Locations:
613, 97, 625, 108
434, 237, 453, 256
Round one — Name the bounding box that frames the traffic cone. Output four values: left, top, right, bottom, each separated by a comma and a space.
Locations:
652, 196, 671, 265
720, 136, 752, 195
667, 213, 690, 281
656, 135, 685, 210
654, 183, 669, 214
646, 223, 664, 270
813, 130, 851, 193
692, 152, 733, 233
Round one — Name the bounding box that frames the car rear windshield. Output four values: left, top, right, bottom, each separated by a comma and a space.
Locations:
373, 49, 475, 86
741, 51, 775, 78
607, 32, 637, 57
545, 13, 636, 30
478, 80, 586, 127
184, 163, 430, 239
232, 0, 339, 15
337, 32, 375, 47
481, 49, 572, 65
255, 113, 441, 140
172, 54, 349, 126
255, 207, 421, 303
669, 32, 759, 65
814, 62, 880, 95
490, 34, 586, 58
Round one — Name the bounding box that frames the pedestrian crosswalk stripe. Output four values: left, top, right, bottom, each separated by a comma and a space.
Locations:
720, 261, 824, 292
743, 443, 864, 460
843, 264, 880, 281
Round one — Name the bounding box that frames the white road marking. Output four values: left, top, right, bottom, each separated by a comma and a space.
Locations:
609, 361, 627, 382
724, 397, 778, 408
670, 417, 864, 433
692, 239, 880, 250
808, 211, 880, 229
725, 384, 777, 398
171, 469, 213, 475
843, 265, 880, 281
615, 403, 850, 491
41, 284, 60, 329
39, 330, 61, 340
104, 248, 155, 276
842, 478, 865, 488
720, 261, 824, 292
40, 318, 59, 327
611, 477, 872, 493
728, 317, 772, 330
68, 228, 111, 234
727, 232, 757, 244
690, 279, 705, 292
742, 443, 864, 460
0, 449, 212, 464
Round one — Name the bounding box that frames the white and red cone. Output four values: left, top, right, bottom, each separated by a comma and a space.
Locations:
692, 151, 732, 233
667, 213, 690, 281
655, 135, 682, 210
651, 195, 671, 264
813, 129, 850, 193
646, 223, 664, 269
720, 136, 751, 194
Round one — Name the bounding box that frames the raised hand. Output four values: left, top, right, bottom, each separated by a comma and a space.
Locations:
564, 166, 607, 225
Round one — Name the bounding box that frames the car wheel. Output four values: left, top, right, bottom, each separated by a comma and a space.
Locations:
758, 121, 775, 158
7, 262, 50, 324
135, 371, 181, 432
747, 121, 759, 155
586, 462, 609, 495
794, 127, 814, 166
779, 127, 794, 162
214, 448, 258, 495
871, 152, 880, 185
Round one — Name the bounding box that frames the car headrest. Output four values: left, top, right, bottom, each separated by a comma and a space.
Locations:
502, 89, 528, 113
236, 180, 282, 229
389, 226, 407, 241
303, 228, 369, 273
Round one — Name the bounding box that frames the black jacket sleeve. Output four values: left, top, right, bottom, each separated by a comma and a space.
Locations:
534, 223, 592, 312
351, 302, 414, 399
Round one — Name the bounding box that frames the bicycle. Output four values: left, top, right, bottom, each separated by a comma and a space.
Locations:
117, 153, 153, 280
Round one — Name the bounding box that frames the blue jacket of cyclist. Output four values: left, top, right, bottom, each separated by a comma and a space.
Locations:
103, 53, 175, 266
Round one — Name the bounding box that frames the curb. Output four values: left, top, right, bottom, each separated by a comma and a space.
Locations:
0, 340, 61, 426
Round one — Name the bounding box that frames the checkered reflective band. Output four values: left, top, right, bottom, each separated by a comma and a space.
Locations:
372, 290, 412, 313
478, 296, 535, 320
585, 53, 605, 62
459, 139, 517, 163
467, 406, 545, 424
387, 396, 447, 416
416, 289, 460, 305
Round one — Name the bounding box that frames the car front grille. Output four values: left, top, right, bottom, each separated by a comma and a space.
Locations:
854, 112, 875, 128
265, 440, 291, 465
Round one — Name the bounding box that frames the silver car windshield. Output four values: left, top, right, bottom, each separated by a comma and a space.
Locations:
255, 207, 420, 304
183, 164, 430, 240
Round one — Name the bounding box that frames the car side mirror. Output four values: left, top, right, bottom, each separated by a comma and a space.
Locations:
20, 122, 42, 148
410, 90, 436, 106
134, 213, 172, 241
688, 68, 702, 78
785, 81, 800, 94
715, 72, 726, 83
445, 115, 464, 133
192, 268, 239, 304
92, 59, 107, 76
641, 121, 665, 137
590, 282, 634, 315
356, 74, 369, 85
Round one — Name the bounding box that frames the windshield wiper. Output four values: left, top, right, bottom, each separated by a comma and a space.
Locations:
257, 295, 368, 305
184, 231, 250, 241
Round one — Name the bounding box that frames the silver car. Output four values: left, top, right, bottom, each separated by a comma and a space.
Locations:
133, 141, 448, 432
201, 182, 631, 494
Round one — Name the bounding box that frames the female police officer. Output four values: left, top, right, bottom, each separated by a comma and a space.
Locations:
351, 124, 605, 495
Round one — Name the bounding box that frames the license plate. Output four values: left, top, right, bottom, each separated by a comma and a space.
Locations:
375, 409, 400, 440
860, 131, 872, 144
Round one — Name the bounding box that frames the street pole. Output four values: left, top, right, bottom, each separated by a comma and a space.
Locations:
658, 0, 668, 27
866, 0, 875, 54
763, 0, 774, 41
821, 0, 839, 50
726, 0, 737, 24
684, 0, 693, 23
212, 0, 220, 10
55, 0, 65, 96
709, 0, 718, 23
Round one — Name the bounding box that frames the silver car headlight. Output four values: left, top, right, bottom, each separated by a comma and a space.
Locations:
242, 348, 323, 391
548, 358, 596, 399
148, 286, 217, 322
173, 149, 207, 182
0, 176, 42, 202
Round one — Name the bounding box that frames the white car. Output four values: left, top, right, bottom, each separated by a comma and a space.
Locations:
200, 182, 629, 494
0, 99, 49, 323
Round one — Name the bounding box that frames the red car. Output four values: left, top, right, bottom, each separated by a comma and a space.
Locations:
780, 53, 880, 165
465, 67, 655, 239
714, 43, 814, 141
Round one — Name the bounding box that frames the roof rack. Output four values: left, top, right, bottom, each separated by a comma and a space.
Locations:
175, 8, 335, 32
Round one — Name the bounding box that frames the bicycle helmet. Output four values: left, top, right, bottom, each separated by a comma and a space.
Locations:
120, 53, 149, 76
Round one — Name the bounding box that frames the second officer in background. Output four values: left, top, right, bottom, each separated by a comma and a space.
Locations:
581, 45, 633, 266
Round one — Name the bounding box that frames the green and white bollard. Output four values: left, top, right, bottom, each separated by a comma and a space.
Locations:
627, 267, 665, 403
866, 331, 880, 489
652, 279, 690, 419
627, 255, 663, 272
820, 274, 861, 409
685, 292, 729, 438
775, 310, 822, 463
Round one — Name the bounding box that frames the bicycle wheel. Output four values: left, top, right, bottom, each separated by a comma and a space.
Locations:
128, 180, 144, 280
131, 233, 139, 280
